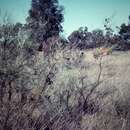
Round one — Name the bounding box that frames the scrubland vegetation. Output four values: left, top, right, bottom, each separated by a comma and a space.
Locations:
0, 0, 130, 130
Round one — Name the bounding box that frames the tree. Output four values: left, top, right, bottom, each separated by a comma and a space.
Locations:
117, 15, 130, 50
68, 27, 105, 49
119, 23, 130, 40
0, 22, 59, 130
68, 27, 89, 49
26, 0, 64, 50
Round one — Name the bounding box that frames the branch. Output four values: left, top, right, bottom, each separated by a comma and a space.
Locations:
83, 56, 103, 110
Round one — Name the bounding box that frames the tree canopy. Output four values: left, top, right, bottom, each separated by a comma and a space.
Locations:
26, 0, 64, 45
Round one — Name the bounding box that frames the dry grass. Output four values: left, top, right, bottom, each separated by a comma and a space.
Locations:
1, 44, 130, 130
48, 49, 130, 130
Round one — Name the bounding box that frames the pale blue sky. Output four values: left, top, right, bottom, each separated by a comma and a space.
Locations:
0, 0, 130, 36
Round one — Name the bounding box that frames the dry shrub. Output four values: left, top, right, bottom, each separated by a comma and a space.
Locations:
0, 24, 130, 130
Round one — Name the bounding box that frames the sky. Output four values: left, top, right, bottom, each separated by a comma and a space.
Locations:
0, 0, 130, 36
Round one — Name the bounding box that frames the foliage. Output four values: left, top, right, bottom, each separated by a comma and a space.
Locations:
26, 0, 64, 49
68, 27, 107, 49
1, 2, 130, 130
0, 22, 58, 130
68, 16, 130, 51
0, 21, 130, 129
